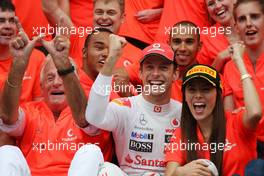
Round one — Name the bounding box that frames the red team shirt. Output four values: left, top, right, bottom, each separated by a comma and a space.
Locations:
197, 23, 230, 66
17, 101, 113, 176
166, 111, 257, 176
12, 0, 52, 41
224, 53, 264, 141
79, 69, 122, 100
70, 0, 93, 28
119, 0, 164, 44
155, 0, 211, 43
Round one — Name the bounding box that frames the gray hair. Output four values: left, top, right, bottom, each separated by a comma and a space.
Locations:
40, 55, 79, 85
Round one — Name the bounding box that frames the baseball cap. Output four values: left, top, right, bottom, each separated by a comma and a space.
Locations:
140, 43, 175, 64
182, 64, 222, 90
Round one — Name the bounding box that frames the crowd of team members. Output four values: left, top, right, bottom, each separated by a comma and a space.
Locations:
0, 0, 264, 175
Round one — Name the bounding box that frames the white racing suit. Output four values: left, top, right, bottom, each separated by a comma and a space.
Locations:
85, 74, 182, 175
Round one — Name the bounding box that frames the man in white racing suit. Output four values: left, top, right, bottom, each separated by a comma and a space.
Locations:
84, 34, 182, 175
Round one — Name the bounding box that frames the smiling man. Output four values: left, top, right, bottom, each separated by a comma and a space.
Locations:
84, 35, 182, 175
115, 21, 202, 101
93, 0, 125, 34
0, 0, 45, 147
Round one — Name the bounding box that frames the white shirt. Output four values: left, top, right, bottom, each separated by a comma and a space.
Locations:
86, 74, 182, 175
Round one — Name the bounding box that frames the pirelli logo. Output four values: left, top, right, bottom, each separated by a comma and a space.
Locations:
187, 66, 217, 78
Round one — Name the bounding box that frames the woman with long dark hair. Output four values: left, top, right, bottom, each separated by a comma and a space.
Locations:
165, 43, 262, 175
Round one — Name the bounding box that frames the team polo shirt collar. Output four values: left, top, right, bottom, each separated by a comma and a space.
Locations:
79, 69, 97, 97
41, 101, 71, 123
244, 52, 264, 72
79, 69, 94, 87
137, 94, 172, 114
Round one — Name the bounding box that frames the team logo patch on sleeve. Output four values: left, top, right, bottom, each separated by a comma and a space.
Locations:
112, 98, 131, 108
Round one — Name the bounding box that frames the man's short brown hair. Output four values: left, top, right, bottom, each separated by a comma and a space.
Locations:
93, 0, 125, 14
234, 0, 264, 19
0, 0, 15, 12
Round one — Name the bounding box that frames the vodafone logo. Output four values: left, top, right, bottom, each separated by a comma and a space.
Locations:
123, 60, 132, 67
147, 43, 165, 53
62, 128, 77, 142
67, 129, 74, 137
171, 119, 180, 128
153, 106, 162, 113
165, 128, 176, 134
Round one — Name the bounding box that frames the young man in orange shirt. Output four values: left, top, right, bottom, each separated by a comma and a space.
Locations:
0, 0, 45, 147
79, 27, 136, 100
0, 20, 113, 175
223, 0, 264, 158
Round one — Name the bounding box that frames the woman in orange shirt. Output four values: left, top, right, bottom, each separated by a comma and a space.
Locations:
197, 0, 240, 72
165, 43, 262, 175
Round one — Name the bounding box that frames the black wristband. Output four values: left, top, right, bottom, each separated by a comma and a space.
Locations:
57, 65, 75, 76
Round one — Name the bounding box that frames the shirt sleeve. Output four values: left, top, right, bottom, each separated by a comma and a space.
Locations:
85, 73, 120, 132
0, 108, 26, 137
223, 62, 233, 97
227, 111, 257, 139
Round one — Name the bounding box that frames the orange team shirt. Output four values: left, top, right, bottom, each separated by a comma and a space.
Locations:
69, 33, 142, 69
155, 0, 211, 43
125, 62, 182, 102
69, 33, 85, 68
70, 0, 93, 28
18, 101, 114, 176
223, 53, 264, 141
0, 49, 45, 104
166, 111, 257, 176
197, 23, 230, 66
118, 0, 164, 44
12, 0, 52, 41
79, 69, 124, 100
